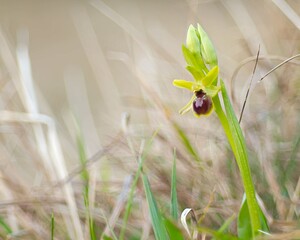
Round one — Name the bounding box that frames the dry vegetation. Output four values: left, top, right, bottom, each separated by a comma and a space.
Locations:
0, 0, 299, 239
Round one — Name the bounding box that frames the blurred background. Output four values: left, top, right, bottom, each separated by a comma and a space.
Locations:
0, 0, 299, 239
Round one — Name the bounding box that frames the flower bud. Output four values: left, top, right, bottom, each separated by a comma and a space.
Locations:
197, 24, 218, 67
186, 25, 201, 54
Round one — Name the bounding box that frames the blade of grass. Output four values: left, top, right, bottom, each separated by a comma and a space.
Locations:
170, 148, 179, 220
163, 217, 185, 240
0, 216, 12, 235
51, 213, 54, 240
217, 214, 236, 234
100, 210, 118, 240
77, 128, 96, 240
197, 226, 238, 240
173, 122, 201, 163
212, 214, 236, 240
119, 130, 159, 240
142, 174, 169, 240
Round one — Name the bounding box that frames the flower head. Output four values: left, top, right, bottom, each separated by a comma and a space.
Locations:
173, 24, 220, 117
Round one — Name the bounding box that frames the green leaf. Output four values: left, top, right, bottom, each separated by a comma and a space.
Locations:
186, 65, 205, 82
238, 195, 269, 240
220, 80, 261, 237
186, 25, 201, 54
201, 66, 219, 87
164, 217, 185, 240
173, 79, 196, 91
238, 196, 252, 240
197, 24, 218, 67
170, 149, 178, 220
142, 174, 169, 240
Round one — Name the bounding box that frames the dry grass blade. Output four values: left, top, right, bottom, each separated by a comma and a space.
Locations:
181, 208, 198, 239
0, 111, 84, 240
238, 45, 260, 124
258, 54, 300, 82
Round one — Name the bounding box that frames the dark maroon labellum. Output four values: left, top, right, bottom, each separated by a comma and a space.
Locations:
193, 90, 212, 116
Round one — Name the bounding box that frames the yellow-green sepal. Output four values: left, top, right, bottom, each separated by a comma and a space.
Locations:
173, 79, 201, 91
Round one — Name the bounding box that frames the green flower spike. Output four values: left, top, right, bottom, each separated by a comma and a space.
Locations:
173, 23, 268, 239
173, 66, 220, 117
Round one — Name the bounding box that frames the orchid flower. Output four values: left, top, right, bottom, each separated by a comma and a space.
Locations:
173, 24, 220, 117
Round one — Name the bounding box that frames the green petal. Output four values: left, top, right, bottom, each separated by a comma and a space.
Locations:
201, 66, 219, 87
179, 95, 196, 115
204, 85, 220, 97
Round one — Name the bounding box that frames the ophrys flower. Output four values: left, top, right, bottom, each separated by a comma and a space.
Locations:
173, 24, 220, 117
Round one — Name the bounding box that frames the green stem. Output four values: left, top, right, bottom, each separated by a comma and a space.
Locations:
213, 81, 261, 237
